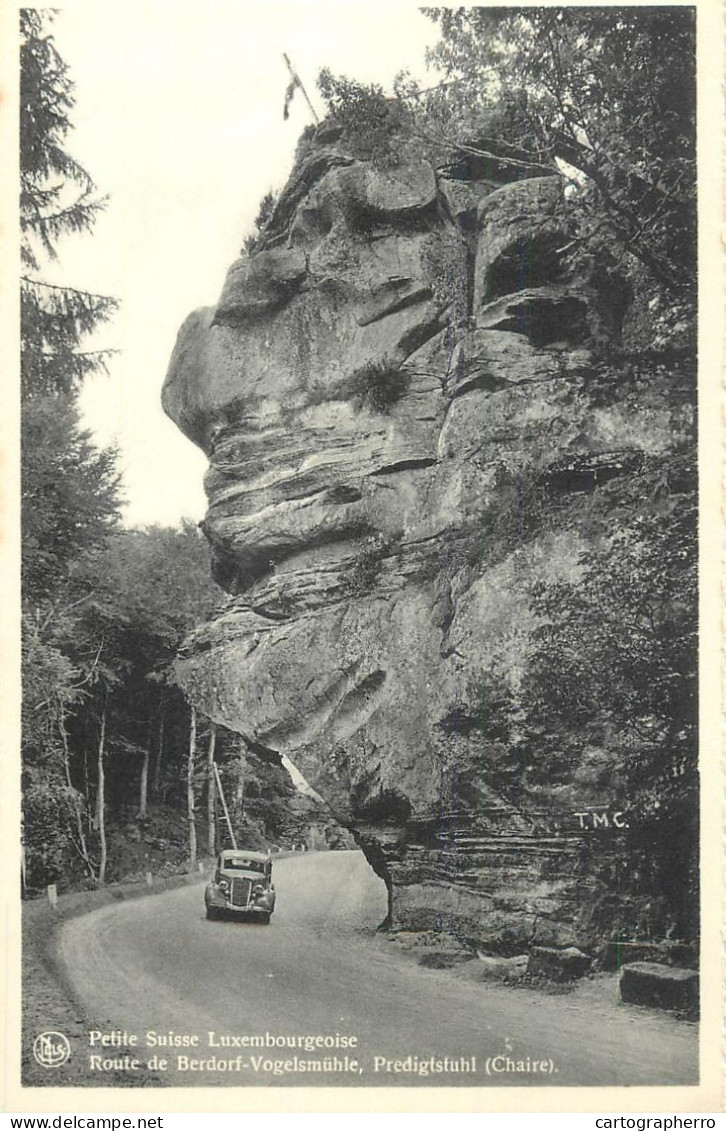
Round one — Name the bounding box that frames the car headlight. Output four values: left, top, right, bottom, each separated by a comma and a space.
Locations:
252, 883, 265, 898
218, 879, 229, 893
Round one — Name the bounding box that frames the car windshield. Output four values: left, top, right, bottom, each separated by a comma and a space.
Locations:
221, 857, 265, 873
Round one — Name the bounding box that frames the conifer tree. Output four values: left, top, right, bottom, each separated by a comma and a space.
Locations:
20, 9, 117, 398
20, 9, 121, 888
20, 8, 122, 602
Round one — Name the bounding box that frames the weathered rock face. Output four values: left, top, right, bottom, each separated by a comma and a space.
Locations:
162, 125, 693, 952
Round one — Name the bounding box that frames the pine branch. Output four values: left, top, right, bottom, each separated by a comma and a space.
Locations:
21, 277, 119, 340
23, 193, 108, 247
21, 243, 41, 272
21, 347, 118, 397
20, 183, 64, 211
25, 145, 94, 195
21, 276, 117, 303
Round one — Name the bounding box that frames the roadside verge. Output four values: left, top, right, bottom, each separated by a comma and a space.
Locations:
22, 871, 207, 1087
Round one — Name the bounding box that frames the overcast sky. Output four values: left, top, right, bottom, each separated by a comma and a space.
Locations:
44, 3, 441, 529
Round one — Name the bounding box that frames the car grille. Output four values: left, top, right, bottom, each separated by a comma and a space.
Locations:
230, 877, 252, 908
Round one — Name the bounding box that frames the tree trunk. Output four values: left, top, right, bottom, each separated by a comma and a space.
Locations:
83, 745, 91, 837
187, 705, 197, 870
58, 703, 96, 882
97, 705, 108, 885
206, 722, 217, 856
138, 723, 151, 820
153, 696, 165, 797
236, 751, 245, 819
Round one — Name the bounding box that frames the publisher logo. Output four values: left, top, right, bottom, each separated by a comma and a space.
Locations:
33, 1031, 71, 1067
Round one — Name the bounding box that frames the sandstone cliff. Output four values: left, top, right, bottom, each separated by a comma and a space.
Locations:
162, 123, 695, 955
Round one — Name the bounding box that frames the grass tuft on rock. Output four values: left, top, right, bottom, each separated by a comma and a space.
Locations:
348, 359, 409, 414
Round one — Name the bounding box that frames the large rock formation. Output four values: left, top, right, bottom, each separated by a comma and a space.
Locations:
162, 124, 694, 953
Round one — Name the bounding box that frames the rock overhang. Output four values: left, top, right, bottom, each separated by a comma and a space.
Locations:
161, 121, 694, 953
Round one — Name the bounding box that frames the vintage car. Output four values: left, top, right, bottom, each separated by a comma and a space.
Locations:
205, 849, 276, 922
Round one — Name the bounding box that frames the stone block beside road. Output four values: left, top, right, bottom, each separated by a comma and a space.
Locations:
620, 962, 699, 1016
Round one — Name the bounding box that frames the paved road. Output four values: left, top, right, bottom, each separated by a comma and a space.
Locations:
58, 851, 697, 1088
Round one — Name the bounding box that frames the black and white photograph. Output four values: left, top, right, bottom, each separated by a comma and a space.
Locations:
8, 0, 723, 1111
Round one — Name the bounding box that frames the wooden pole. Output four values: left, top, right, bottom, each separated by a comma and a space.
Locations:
212, 762, 237, 850
187, 705, 198, 870
283, 53, 320, 124
206, 722, 217, 855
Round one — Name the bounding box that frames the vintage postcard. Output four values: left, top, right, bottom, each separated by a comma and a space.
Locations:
2, 0, 723, 1115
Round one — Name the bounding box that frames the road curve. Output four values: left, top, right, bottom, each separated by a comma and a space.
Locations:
58, 851, 697, 1089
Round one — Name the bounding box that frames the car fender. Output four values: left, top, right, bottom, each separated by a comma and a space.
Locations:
205, 882, 226, 907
